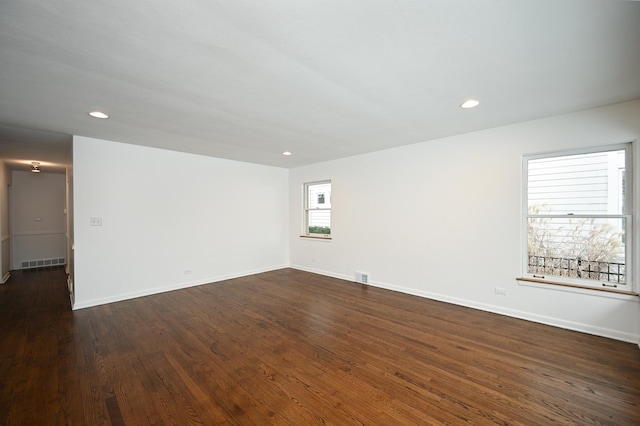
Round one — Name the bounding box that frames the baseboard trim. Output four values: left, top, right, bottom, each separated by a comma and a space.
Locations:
72, 264, 288, 310
289, 264, 640, 344
1, 272, 10, 284
289, 264, 353, 282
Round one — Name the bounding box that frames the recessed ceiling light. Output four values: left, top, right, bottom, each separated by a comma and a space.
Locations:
282, 151, 292, 156
88, 111, 109, 119
460, 99, 480, 109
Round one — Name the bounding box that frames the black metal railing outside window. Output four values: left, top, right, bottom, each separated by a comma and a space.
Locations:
528, 255, 625, 284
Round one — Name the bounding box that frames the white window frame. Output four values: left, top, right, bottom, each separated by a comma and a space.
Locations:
303, 180, 332, 238
522, 143, 633, 291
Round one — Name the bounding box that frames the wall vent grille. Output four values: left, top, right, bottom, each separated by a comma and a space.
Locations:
21, 258, 66, 270
355, 271, 369, 284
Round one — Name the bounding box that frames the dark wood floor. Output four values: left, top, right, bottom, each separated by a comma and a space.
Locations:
1, 268, 638, 425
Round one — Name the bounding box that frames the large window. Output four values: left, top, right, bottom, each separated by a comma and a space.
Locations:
523, 144, 632, 290
304, 181, 331, 237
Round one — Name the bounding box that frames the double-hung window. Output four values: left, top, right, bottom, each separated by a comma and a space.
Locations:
523, 144, 632, 290
304, 181, 331, 237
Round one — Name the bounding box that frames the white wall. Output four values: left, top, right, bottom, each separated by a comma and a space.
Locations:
10, 171, 66, 270
66, 149, 75, 303
72, 136, 289, 309
289, 100, 640, 343
0, 161, 10, 282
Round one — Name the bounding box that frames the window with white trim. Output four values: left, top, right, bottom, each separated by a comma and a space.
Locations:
304, 181, 331, 237
523, 144, 632, 290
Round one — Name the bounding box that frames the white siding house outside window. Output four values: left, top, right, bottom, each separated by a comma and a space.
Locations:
523, 144, 632, 290
304, 181, 331, 237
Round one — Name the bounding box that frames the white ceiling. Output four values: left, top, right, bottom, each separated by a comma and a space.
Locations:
1, 0, 639, 171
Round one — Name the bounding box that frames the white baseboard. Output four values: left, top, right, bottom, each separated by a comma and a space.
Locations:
290, 264, 640, 345
72, 264, 288, 310
289, 264, 354, 282
1, 272, 9, 283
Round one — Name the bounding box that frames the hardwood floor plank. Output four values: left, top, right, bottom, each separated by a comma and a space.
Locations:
1, 267, 639, 424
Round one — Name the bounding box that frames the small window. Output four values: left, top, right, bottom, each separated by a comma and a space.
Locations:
304, 181, 331, 237
523, 144, 632, 289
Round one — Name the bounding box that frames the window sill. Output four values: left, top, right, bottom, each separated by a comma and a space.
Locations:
299, 235, 332, 241
516, 277, 638, 297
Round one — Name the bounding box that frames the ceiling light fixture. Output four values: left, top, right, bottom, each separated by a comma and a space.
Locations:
31, 162, 41, 173
282, 151, 292, 156
460, 99, 480, 109
88, 111, 109, 119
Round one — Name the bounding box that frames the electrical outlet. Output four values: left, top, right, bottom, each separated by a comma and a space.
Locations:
90, 217, 102, 226
184, 270, 192, 275
495, 287, 507, 296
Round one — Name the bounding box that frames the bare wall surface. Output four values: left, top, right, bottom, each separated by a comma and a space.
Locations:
0, 161, 10, 281
65, 151, 75, 304
289, 100, 640, 343
72, 136, 289, 309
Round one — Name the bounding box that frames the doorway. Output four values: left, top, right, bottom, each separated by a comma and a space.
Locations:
9, 170, 67, 272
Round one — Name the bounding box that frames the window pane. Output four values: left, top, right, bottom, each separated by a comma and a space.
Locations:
527, 216, 626, 283
307, 182, 331, 209
305, 181, 331, 235
308, 210, 331, 234
528, 149, 625, 215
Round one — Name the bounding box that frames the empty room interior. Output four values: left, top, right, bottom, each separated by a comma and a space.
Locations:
1, 1, 639, 424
